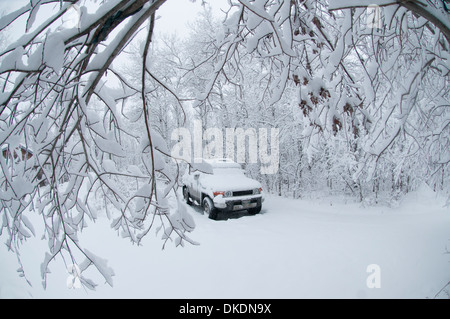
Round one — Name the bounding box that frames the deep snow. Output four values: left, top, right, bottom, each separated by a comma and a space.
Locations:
1, 185, 449, 299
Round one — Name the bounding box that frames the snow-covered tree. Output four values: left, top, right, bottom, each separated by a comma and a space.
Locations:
0, 0, 197, 289
196, 0, 449, 200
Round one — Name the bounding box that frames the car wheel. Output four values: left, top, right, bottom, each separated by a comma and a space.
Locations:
249, 206, 261, 215
203, 197, 218, 220
183, 187, 192, 205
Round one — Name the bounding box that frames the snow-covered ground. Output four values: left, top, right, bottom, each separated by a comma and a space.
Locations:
1, 185, 449, 299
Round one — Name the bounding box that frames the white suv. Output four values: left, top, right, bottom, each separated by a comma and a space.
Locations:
182, 159, 264, 220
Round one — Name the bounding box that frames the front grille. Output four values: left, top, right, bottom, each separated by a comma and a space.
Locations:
233, 190, 253, 197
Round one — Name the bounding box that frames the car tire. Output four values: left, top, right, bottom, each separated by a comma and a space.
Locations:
203, 197, 218, 220
248, 206, 261, 215
183, 187, 192, 205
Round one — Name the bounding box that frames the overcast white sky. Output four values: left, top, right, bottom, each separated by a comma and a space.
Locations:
155, 0, 228, 36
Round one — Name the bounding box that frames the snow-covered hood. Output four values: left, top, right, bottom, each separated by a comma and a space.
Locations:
200, 173, 261, 192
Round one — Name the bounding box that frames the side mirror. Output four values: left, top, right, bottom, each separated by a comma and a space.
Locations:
194, 174, 200, 180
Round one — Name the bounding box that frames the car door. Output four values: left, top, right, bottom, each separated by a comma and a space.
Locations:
190, 172, 201, 201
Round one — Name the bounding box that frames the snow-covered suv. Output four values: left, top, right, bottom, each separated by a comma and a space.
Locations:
182, 159, 264, 220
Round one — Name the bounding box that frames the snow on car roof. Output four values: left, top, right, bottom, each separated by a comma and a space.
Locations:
196, 158, 242, 169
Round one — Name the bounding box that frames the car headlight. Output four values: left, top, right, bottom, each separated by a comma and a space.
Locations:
213, 191, 233, 197
253, 188, 262, 195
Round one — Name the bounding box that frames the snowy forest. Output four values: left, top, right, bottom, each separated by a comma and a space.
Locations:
0, 0, 449, 295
